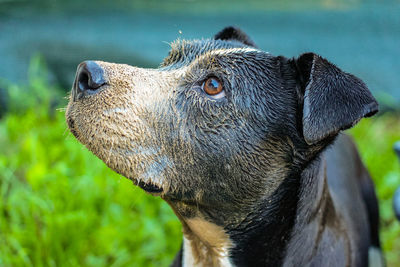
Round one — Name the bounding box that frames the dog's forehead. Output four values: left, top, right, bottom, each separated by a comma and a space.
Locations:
161, 38, 257, 68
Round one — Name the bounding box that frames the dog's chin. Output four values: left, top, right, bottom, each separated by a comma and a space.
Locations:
66, 113, 166, 196
108, 164, 166, 196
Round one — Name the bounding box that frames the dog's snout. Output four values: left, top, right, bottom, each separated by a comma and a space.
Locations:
73, 61, 106, 100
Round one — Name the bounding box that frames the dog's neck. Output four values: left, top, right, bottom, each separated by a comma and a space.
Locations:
283, 154, 350, 266
170, 154, 334, 267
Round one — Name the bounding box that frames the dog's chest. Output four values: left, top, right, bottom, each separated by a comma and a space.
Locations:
182, 218, 234, 267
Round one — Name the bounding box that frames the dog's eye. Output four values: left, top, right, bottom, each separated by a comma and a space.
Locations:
202, 77, 225, 98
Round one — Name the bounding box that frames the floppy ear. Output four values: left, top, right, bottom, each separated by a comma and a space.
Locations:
295, 53, 378, 145
214, 26, 257, 47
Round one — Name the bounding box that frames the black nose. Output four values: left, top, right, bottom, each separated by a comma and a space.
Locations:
73, 61, 106, 100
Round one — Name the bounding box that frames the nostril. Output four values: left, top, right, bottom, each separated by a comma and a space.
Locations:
73, 61, 106, 100
78, 71, 90, 91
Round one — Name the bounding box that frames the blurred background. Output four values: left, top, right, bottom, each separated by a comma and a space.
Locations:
0, 0, 399, 266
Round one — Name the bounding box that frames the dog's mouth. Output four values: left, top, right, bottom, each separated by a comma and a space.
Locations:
134, 179, 164, 194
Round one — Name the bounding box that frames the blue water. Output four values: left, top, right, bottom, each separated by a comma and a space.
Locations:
0, 2, 399, 107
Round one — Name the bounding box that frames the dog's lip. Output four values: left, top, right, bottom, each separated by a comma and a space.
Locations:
133, 179, 164, 194
71, 83, 109, 102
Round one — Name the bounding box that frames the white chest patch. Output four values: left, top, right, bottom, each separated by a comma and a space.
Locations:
182, 218, 235, 267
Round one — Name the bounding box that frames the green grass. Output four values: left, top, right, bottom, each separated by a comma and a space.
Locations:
0, 108, 182, 267
349, 114, 400, 266
0, 57, 399, 266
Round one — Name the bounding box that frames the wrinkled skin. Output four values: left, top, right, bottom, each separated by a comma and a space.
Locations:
66, 27, 380, 266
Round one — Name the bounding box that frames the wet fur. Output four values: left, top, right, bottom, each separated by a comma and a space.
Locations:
66, 27, 380, 266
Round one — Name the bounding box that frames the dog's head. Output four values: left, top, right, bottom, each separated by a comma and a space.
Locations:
66, 27, 378, 227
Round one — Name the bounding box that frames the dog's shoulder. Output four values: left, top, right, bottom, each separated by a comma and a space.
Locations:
324, 134, 372, 260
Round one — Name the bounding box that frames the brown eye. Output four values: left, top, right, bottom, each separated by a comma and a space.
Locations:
202, 77, 224, 96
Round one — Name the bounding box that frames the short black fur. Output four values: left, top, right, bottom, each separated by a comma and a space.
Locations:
228, 172, 301, 266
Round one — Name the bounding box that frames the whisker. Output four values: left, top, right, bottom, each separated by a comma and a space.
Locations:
106, 137, 115, 164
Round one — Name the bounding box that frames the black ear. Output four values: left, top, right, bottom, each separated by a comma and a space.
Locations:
295, 53, 378, 145
214, 26, 257, 47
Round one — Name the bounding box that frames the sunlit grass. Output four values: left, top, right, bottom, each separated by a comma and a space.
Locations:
349, 114, 400, 266
0, 106, 182, 267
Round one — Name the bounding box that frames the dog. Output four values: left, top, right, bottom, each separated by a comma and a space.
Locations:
66, 27, 382, 266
